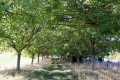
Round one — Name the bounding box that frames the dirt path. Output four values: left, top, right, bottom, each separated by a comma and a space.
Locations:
45, 59, 78, 80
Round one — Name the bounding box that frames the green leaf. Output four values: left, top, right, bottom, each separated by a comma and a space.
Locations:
18, 1, 22, 6
111, 29, 115, 33
45, 7, 52, 13
26, 2, 33, 8
1, 5, 9, 12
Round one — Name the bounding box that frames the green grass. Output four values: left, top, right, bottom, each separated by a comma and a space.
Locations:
45, 60, 78, 80
0, 54, 17, 65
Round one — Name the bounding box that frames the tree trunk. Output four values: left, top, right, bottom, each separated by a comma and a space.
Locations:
77, 55, 81, 66
46, 55, 49, 58
38, 53, 40, 64
42, 55, 44, 60
68, 58, 70, 62
31, 54, 35, 65
118, 62, 119, 69
107, 60, 109, 69
17, 51, 21, 71
31, 58, 34, 65
70, 56, 72, 65
65, 57, 67, 62
90, 36, 96, 70
61, 56, 64, 60
92, 55, 95, 70
67, 58, 69, 62
77, 58, 80, 66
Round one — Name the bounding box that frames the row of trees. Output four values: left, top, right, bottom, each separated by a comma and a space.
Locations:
0, 0, 120, 71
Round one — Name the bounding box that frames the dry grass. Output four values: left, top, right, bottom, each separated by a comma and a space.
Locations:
0, 58, 51, 80
64, 62, 120, 80
1, 58, 120, 80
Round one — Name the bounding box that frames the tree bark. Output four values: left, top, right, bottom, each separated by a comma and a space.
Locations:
38, 53, 40, 64
61, 56, 64, 60
65, 57, 67, 62
91, 37, 96, 70
46, 55, 49, 58
17, 51, 21, 71
42, 55, 44, 60
77, 58, 80, 66
107, 60, 109, 69
70, 56, 72, 65
77, 55, 81, 66
118, 62, 119, 69
67, 58, 69, 62
31, 58, 34, 65
31, 54, 35, 65
92, 55, 95, 70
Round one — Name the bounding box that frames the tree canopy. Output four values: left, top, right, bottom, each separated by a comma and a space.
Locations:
0, 0, 120, 71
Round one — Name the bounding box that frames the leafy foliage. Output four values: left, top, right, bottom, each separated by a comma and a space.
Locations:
0, 0, 120, 70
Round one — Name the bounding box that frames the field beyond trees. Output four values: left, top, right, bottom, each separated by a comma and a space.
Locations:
0, 54, 16, 65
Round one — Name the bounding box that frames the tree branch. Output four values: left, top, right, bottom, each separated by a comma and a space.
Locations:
1, 2, 22, 15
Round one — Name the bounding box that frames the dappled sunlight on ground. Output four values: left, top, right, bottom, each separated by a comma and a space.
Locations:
45, 60, 78, 80
2, 57, 120, 80
0, 58, 78, 80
